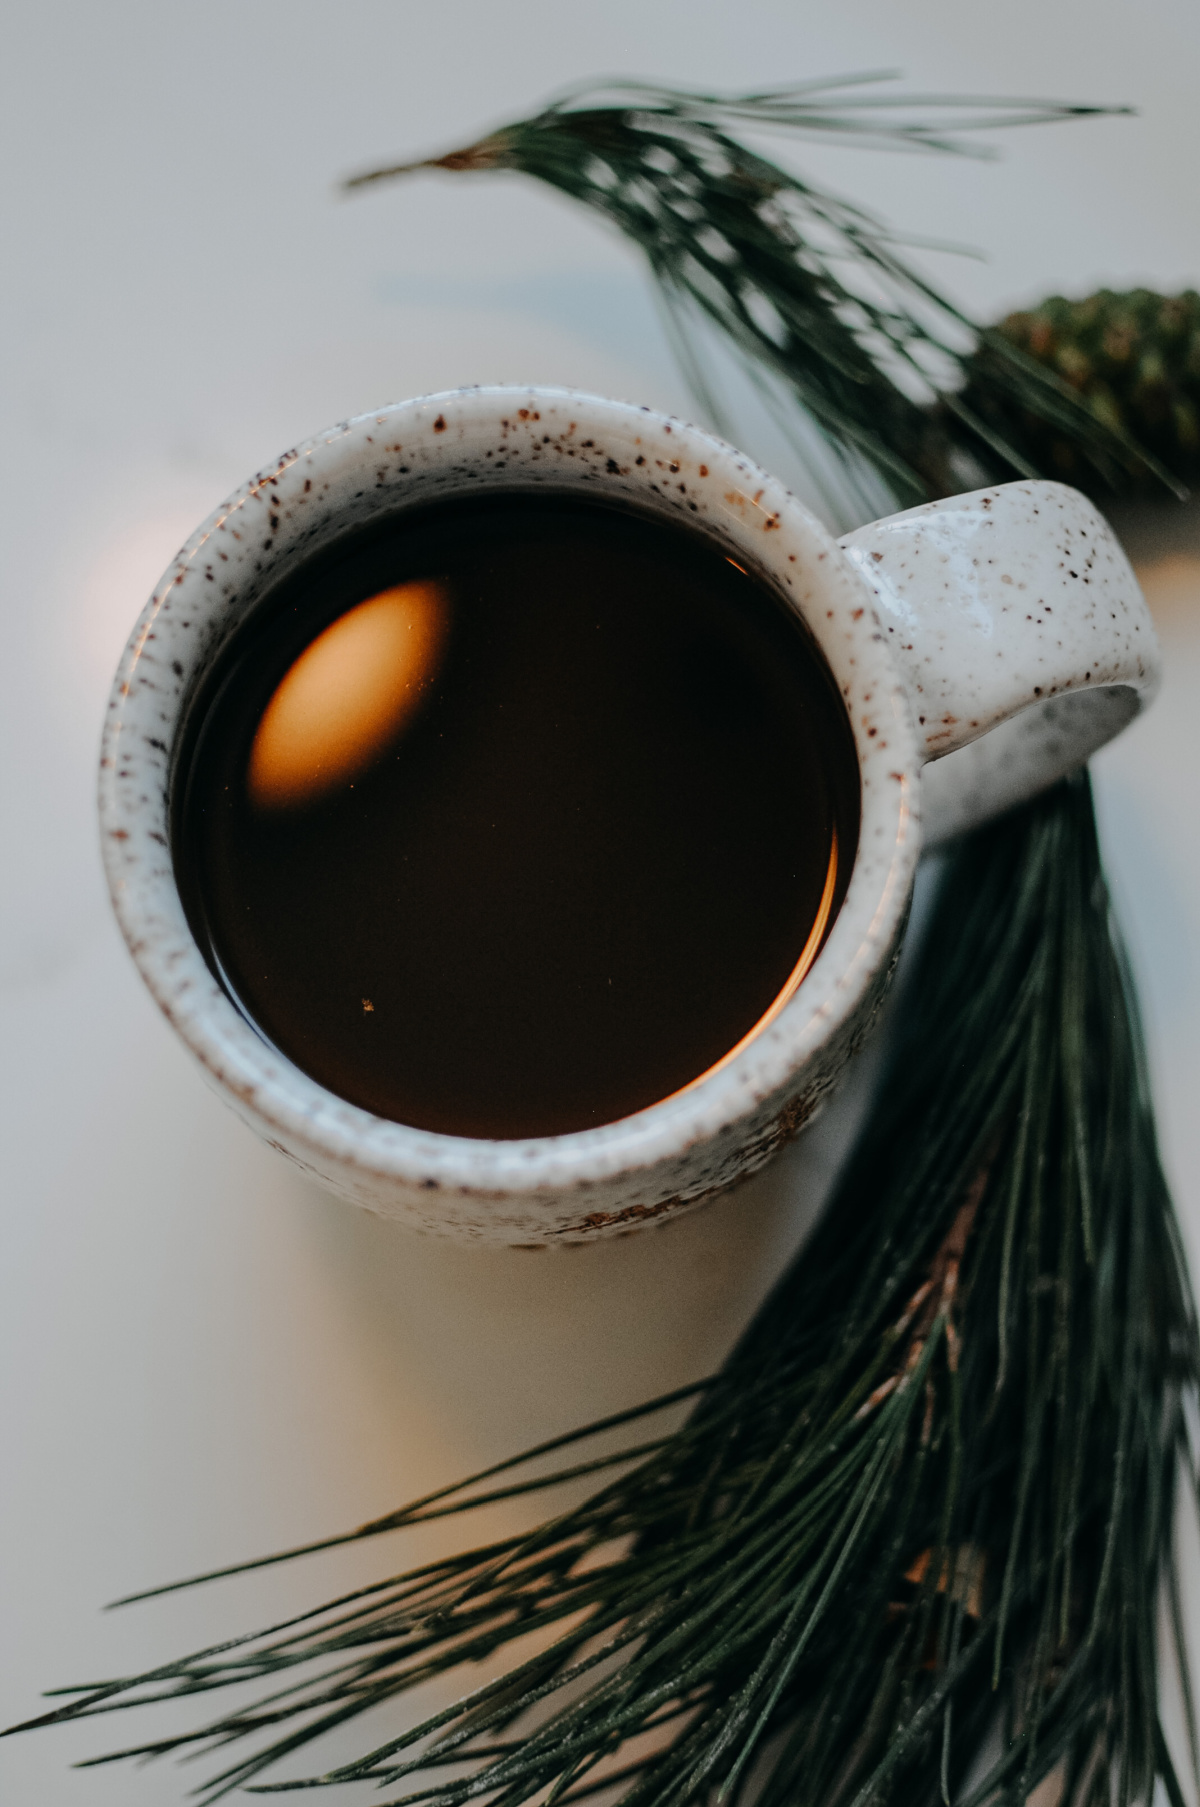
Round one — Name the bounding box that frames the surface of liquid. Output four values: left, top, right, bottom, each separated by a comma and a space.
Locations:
174, 494, 859, 1139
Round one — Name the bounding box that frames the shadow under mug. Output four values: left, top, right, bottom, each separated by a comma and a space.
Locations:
100, 388, 1158, 1243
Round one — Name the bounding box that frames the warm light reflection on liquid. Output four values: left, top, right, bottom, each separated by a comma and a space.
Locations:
655, 826, 840, 1109
247, 580, 450, 809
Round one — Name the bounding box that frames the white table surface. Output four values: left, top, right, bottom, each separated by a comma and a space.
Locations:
3, 5, 1199, 1801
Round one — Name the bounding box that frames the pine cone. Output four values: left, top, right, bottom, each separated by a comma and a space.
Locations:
958, 288, 1200, 497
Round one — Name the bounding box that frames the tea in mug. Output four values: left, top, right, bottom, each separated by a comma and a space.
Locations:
173, 493, 859, 1138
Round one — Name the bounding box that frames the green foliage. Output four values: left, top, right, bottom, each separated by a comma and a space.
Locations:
345, 76, 1183, 510
9, 780, 1198, 1807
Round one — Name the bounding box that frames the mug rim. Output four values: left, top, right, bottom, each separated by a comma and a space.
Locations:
99, 387, 922, 1200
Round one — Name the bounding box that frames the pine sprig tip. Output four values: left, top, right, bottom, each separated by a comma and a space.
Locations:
342, 74, 1177, 512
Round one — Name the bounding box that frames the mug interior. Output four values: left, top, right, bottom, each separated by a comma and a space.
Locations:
100, 388, 921, 1200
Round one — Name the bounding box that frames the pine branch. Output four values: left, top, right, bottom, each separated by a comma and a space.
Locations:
342, 75, 1184, 510
8, 778, 1197, 1807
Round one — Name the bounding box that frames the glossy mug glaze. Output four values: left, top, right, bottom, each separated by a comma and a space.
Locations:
100, 388, 1158, 1242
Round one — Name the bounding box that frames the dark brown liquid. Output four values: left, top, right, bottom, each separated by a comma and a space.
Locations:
174, 494, 859, 1138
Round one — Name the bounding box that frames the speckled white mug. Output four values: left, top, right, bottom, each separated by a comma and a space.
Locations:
100, 388, 1157, 1243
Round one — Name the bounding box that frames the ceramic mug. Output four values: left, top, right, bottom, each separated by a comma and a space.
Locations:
100, 388, 1157, 1242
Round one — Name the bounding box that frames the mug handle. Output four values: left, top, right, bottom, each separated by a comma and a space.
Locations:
839, 479, 1160, 846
